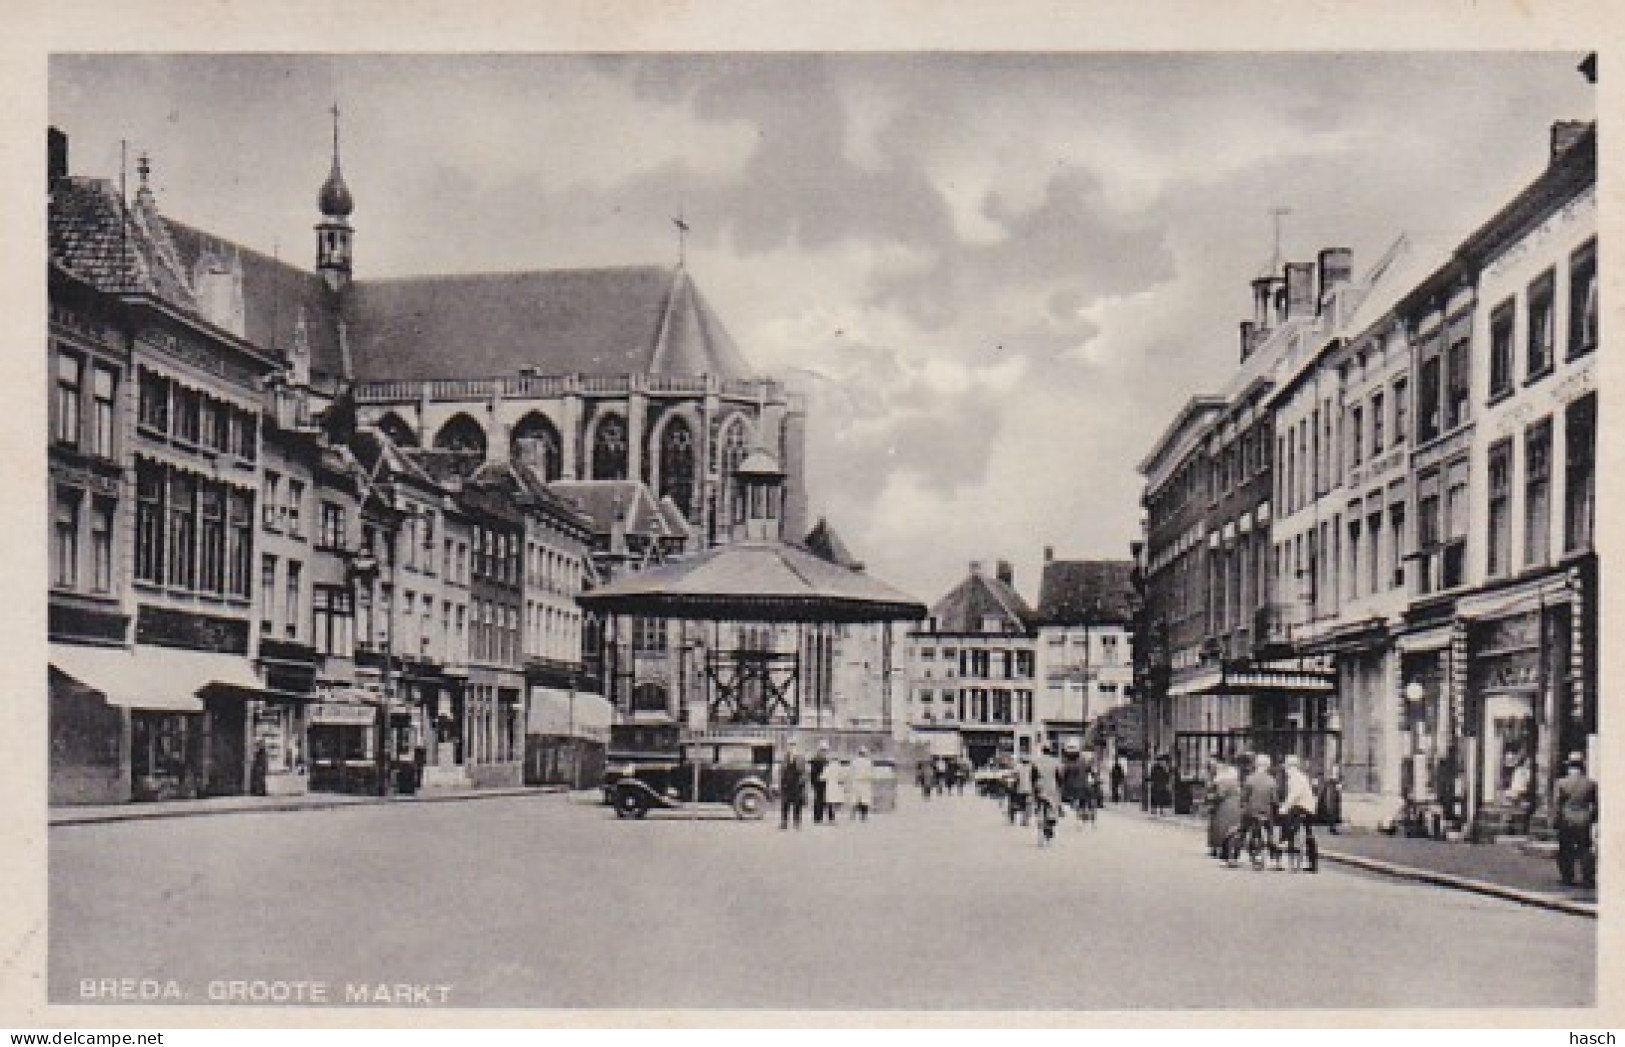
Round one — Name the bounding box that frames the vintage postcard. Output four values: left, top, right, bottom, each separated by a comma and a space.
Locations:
3, 0, 1620, 1032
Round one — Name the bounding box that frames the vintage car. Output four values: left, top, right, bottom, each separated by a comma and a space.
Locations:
610, 738, 776, 820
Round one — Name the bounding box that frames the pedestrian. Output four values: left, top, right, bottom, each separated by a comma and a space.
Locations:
1060, 742, 1086, 817
1008, 752, 1034, 826
916, 758, 934, 800
810, 740, 833, 823
932, 755, 949, 796
1110, 755, 1127, 803
1031, 744, 1063, 844
849, 747, 875, 821
250, 742, 268, 797
1148, 754, 1173, 816
1238, 754, 1280, 868
1315, 765, 1343, 836
1277, 755, 1319, 872
1551, 752, 1598, 888
779, 738, 808, 830
1206, 761, 1242, 860
824, 756, 846, 823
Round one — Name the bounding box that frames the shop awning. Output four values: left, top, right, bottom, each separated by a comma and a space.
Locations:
527, 687, 613, 740
49, 643, 262, 712
1165, 662, 1333, 696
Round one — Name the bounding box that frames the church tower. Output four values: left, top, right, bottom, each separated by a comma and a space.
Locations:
316, 104, 354, 293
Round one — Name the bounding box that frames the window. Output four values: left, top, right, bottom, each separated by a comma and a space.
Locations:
313, 586, 354, 658
1417, 334, 1442, 444
319, 502, 346, 551
90, 498, 114, 593
1417, 470, 1441, 595
55, 353, 82, 446
260, 555, 277, 634
634, 616, 668, 654
1524, 419, 1552, 568
1489, 299, 1515, 400
1367, 511, 1382, 597
173, 385, 201, 445
137, 368, 169, 434
234, 409, 257, 461
591, 415, 628, 481
1527, 270, 1555, 380
1565, 394, 1596, 553
53, 487, 80, 588
199, 483, 225, 594
1348, 405, 1364, 468
1348, 520, 1362, 600
135, 459, 165, 583
262, 471, 281, 529
227, 490, 253, 598
1442, 460, 1469, 589
91, 366, 117, 459
1370, 392, 1385, 455
1444, 315, 1472, 432
166, 472, 197, 589
285, 480, 305, 538
658, 419, 696, 519
1389, 502, 1406, 590
1487, 439, 1512, 579
1392, 377, 1409, 445
285, 560, 302, 641
1569, 241, 1598, 361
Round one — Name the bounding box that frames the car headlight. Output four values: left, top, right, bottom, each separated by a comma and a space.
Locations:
621, 764, 637, 776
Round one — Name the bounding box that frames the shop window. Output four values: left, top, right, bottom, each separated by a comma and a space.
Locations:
1524, 418, 1552, 568
1527, 270, 1555, 380
1565, 394, 1596, 553
53, 486, 80, 589
1489, 299, 1515, 401
135, 459, 165, 584
91, 364, 116, 458
1569, 241, 1598, 361
1487, 440, 1512, 579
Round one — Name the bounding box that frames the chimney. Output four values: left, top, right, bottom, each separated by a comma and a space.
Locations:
996, 559, 1014, 587
1285, 262, 1316, 319
1251, 276, 1275, 328
969, 560, 984, 577
1551, 120, 1590, 161
1317, 248, 1353, 314
1239, 320, 1256, 362
1043, 545, 1054, 563
48, 126, 67, 189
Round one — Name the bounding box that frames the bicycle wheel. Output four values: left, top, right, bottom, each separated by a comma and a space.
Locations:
1247, 826, 1267, 869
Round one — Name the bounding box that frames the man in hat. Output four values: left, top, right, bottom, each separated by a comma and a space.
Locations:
1552, 751, 1598, 888
1277, 755, 1319, 872
810, 739, 834, 825
779, 738, 808, 830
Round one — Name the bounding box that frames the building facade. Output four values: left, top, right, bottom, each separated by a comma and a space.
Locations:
1032, 551, 1136, 752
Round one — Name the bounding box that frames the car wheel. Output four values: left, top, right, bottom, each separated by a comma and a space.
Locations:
732, 785, 768, 821
616, 790, 647, 820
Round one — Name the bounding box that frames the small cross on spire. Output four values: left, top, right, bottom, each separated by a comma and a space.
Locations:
329, 101, 342, 162
673, 208, 690, 267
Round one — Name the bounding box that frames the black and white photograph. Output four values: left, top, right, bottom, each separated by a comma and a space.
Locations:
12, 13, 1616, 1027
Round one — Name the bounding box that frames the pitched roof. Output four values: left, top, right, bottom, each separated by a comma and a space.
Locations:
803, 518, 863, 570
164, 219, 344, 380
549, 480, 690, 543
577, 540, 926, 623
49, 177, 196, 308
343, 265, 753, 382
1035, 558, 1136, 626
931, 570, 1036, 634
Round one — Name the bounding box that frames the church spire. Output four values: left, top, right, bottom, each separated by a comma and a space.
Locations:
316, 101, 354, 292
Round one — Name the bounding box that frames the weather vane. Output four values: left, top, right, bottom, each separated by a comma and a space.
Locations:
673, 207, 690, 267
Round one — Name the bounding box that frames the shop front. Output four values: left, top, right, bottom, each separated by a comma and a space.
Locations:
306, 693, 383, 795
1396, 628, 1458, 835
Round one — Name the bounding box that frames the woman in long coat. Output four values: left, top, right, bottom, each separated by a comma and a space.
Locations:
1207, 763, 1243, 858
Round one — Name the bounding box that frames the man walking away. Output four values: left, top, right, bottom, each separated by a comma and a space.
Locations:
1315, 766, 1343, 835
1277, 755, 1319, 872
780, 738, 808, 830
1553, 752, 1598, 888
810, 740, 833, 824
1031, 744, 1063, 845
1111, 756, 1127, 804
849, 747, 875, 821
1009, 753, 1034, 826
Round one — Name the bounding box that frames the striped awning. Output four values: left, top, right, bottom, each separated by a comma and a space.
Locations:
1165, 661, 1334, 697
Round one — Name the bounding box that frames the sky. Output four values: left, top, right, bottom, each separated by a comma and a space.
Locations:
48, 53, 1595, 605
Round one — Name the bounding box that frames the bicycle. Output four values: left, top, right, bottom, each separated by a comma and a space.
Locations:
1225, 815, 1272, 870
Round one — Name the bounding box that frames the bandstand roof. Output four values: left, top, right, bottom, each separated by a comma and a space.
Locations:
577, 540, 927, 624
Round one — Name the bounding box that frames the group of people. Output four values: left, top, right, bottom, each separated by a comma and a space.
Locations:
915, 754, 973, 797
777, 738, 876, 830
1204, 753, 1340, 872
997, 743, 1111, 845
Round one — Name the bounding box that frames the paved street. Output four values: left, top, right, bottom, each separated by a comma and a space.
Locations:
50, 790, 1594, 1011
